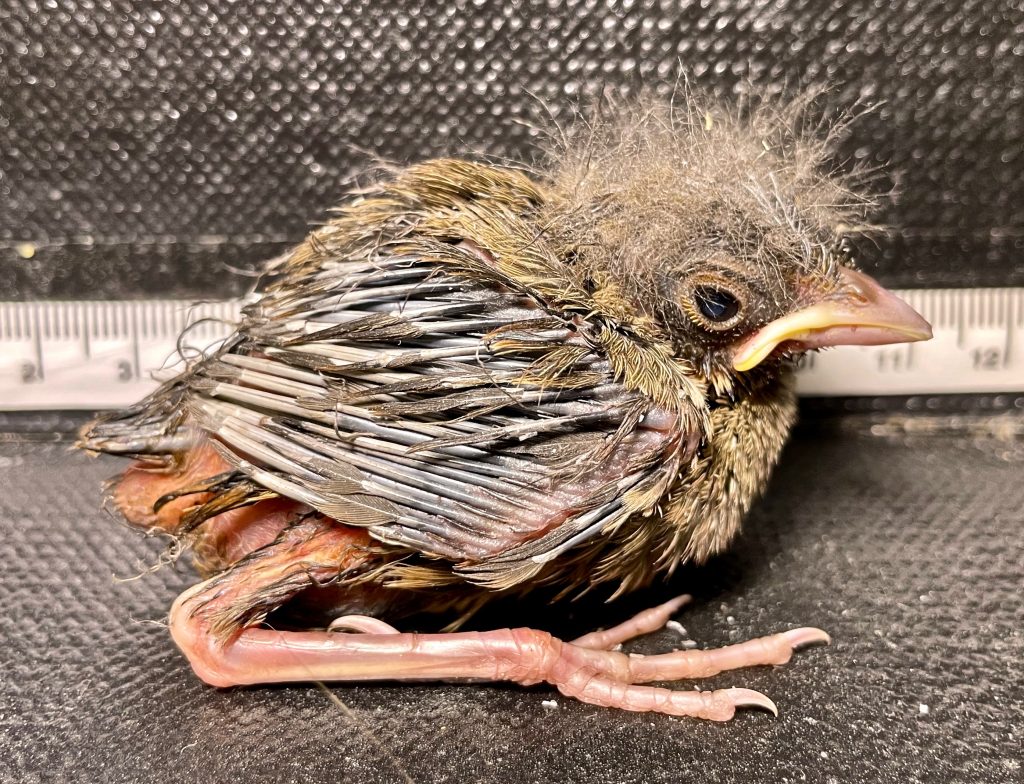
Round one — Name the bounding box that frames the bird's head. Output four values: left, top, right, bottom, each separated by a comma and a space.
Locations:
544, 93, 931, 393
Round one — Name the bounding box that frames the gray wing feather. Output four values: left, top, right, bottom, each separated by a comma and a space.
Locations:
181, 248, 690, 587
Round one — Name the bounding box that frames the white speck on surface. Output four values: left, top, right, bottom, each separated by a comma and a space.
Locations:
665, 620, 687, 636
726, 615, 736, 624
541, 699, 558, 710
919, 703, 930, 715
820, 751, 829, 759
681, 639, 698, 649
803, 716, 819, 725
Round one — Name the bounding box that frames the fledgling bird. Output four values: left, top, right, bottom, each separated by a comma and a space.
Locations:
79, 93, 931, 721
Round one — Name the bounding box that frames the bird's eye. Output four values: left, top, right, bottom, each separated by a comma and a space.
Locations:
693, 285, 741, 324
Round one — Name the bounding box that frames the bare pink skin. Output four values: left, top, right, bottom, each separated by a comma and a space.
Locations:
170, 585, 829, 721
113, 442, 298, 573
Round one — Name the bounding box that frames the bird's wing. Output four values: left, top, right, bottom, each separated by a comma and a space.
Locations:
190, 242, 708, 589
89, 161, 710, 590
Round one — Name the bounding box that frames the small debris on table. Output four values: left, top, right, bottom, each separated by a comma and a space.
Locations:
665, 620, 687, 636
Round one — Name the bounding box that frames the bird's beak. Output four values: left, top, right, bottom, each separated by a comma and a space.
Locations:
732, 268, 933, 372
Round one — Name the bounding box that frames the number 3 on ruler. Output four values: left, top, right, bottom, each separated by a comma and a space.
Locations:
21, 361, 41, 383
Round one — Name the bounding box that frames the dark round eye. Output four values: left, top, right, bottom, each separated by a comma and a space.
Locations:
693, 285, 741, 324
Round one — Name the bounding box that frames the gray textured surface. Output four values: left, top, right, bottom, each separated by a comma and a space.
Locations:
2, 0, 1024, 299
1, 426, 1020, 784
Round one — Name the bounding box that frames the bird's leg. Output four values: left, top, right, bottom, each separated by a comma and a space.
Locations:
170, 544, 828, 719
172, 596, 776, 719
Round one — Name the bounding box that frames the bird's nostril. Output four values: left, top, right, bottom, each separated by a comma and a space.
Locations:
848, 287, 871, 305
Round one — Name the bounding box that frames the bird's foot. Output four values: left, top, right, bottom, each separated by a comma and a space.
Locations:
170, 583, 829, 721
573, 593, 829, 678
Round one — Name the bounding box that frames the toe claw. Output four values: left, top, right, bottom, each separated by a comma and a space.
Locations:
782, 627, 832, 650
726, 687, 779, 717
328, 615, 400, 635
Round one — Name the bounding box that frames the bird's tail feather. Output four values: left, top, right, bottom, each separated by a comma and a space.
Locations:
76, 375, 198, 463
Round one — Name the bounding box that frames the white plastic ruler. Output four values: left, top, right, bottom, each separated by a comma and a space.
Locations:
0, 289, 1021, 410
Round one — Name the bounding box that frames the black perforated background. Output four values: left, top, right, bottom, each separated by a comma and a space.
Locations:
2, 0, 1023, 299
1, 2, 1023, 783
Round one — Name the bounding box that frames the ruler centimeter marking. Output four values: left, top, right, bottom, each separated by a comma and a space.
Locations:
0, 289, 1021, 410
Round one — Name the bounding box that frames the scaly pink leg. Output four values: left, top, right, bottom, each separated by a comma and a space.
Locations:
329, 596, 828, 684
170, 581, 829, 720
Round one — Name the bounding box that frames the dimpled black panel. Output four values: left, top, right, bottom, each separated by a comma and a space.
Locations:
1, 0, 1022, 299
